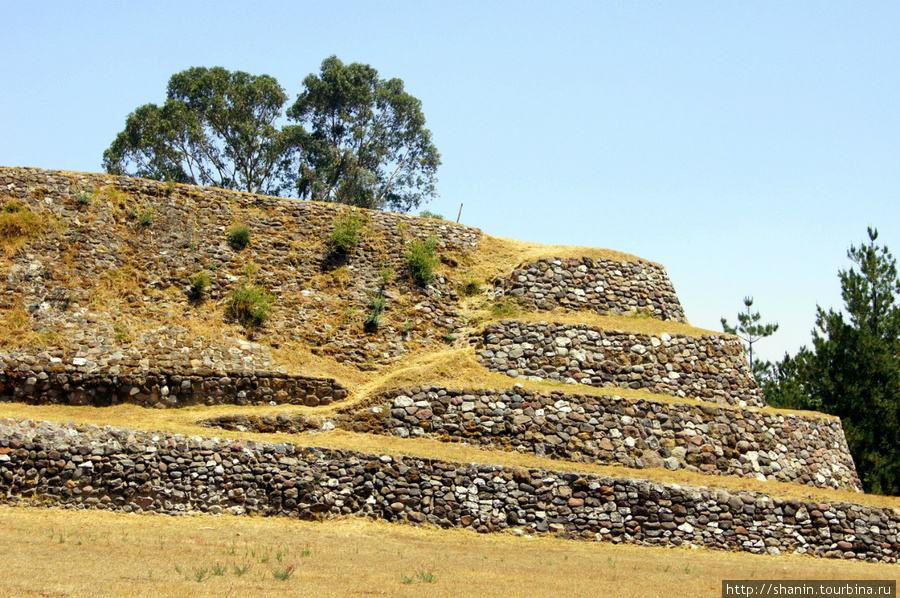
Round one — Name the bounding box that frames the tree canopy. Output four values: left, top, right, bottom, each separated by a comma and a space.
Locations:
285, 55, 440, 212
103, 67, 292, 196
103, 58, 440, 212
764, 228, 900, 494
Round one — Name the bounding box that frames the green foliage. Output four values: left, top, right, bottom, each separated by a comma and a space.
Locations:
416, 569, 437, 583
804, 228, 900, 494
758, 351, 813, 410
364, 294, 387, 332
227, 224, 251, 250
405, 236, 438, 287
328, 209, 367, 252
189, 271, 211, 300
418, 210, 444, 220
286, 55, 440, 212
764, 228, 900, 494
379, 266, 395, 286
75, 187, 93, 205
272, 565, 295, 581
137, 209, 155, 226
721, 296, 778, 371
103, 66, 292, 195
227, 282, 274, 327
459, 279, 482, 297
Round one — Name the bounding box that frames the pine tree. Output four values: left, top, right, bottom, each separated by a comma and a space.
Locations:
803, 228, 900, 494
721, 296, 779, 371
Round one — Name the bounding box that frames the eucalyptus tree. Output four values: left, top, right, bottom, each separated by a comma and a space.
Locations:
103, 67, 292, 195
285, 55, 440, 212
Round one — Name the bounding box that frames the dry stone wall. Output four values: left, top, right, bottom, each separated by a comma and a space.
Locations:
477, 321, 764, 407
0, 418, 895, 563
500, 257, 686, 321
0, 325, 346, 407
201, 386, 861, 492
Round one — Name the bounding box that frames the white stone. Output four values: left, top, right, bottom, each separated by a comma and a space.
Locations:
393, 396, 414, 408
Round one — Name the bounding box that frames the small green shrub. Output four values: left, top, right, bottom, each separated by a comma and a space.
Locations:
137, 209, 155, 226
459, 279, 482, 296
405, 236, 438, 287
379, 266, 395, 286
418, 210, 444, 220
364, 294, 387, 332
329, 210, 367, 252
75, 187, 93, 206
189, 271, 211, 299
227, 224, 251, 250
227, 282, 274, 327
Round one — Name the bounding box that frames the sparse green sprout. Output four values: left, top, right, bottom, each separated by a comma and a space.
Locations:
227, 224, 251, 250
76, 187, 93, 205
418, 210, 444, 220
272, 565, 296, 581
364, 294, 387, 332
329, 209, 367, 252
232, 563, 251, 576
191, 566, 210, 582
416, 569, 437, 583
189, 271, 211, 299
379, 266, 395, 286
405, 236, 438, 287
210, 563, 227, 576
227, 282, 274, 327
137, 209, 154, 226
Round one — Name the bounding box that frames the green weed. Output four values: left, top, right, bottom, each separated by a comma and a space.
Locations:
227, 282, 274, 327
329, 209, 367, 252
406, 236, 438, 287
227, 224, 251, 250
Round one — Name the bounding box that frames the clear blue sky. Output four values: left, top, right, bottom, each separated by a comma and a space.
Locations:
2, 1, 898, 363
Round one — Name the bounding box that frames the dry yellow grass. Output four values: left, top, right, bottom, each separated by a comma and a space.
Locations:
0, 505, 896, 598
0, 200, 54, 256
465, 233, 654, 283
470, 307, 722, 338
353, 348, 834, 420
0, 307, 50, 350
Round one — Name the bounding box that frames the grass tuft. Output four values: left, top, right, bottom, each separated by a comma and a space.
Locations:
406, 236, 438, 287
0, 202, 49, 254
227, 282, 274, 327
227, 224, 251, 250
329, 209, 367, 253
